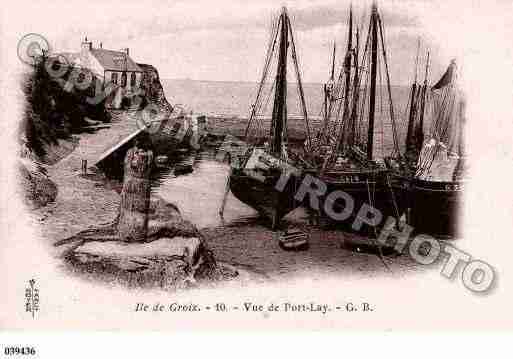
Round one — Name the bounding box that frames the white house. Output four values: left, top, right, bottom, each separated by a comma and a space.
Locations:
63, 37, 144, 108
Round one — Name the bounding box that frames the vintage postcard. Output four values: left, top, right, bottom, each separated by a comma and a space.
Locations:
1, 0, 512, 336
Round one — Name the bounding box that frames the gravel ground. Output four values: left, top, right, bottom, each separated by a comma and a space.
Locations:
201, 219, 427, 282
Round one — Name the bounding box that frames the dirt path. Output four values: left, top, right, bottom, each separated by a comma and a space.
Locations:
34, 111, 140, 256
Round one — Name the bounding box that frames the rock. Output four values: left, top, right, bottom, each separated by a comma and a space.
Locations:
66, 237, 207, 289
57, 195, 223, 289
19, 158, 58, 209
146, 198, 199, 239
148, 198, 182, 222
137, 63, 174, 115
74, 236, 202, 267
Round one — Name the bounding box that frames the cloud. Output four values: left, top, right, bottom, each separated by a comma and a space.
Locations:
8, 0, 434, 83
290, 3, 419, 32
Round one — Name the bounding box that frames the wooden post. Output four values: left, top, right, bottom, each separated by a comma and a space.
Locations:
81, 159, 87, 175
219, 168, 231, 218
117, 146, 153, 242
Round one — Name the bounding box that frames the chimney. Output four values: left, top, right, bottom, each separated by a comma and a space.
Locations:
99, 42, 103, 49
80, 36, 93, 68
81, 36, 92, 52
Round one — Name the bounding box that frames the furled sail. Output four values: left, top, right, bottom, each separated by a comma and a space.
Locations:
416, 59, 467, 181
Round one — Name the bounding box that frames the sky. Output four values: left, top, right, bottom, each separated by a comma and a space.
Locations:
3, 0, 503, 85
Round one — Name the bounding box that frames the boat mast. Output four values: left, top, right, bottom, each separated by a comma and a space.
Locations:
414, 51, 429, 158
348, 26, 360, 149
322, 42, 336, 142
336, 5, 353, 153
405, 39, 420, 161
366, 2, 378, 161
270, 7, 288, 157
331, 42, 336, 80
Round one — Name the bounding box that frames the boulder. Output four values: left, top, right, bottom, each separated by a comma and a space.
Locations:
137, 63, 174, 115
57, 197, 227, 289
146, 198, 200, 239
74, 236, 201, 267
66, 236, 209, 289
19, 158, 58, 209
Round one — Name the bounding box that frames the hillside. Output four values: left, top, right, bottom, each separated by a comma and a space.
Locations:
22, 57, 112, 163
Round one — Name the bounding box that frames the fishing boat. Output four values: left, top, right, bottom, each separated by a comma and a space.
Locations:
95, 111, 206, 179
384, 41, 431, 224
408, 59, 467, 238
226, 7, 312, 229
305, 3, 404, 232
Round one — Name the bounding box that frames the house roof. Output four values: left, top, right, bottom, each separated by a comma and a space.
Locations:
90, 49, 142, 72
57, 52, 79, 64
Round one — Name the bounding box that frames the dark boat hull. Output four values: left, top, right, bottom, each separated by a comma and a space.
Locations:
386, 173, 413, 222
229, 169, 301, 229
409, 178, 463, 238
303, 169, 405, 233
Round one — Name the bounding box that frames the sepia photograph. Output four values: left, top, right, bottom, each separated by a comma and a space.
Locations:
1, 0, 513, 347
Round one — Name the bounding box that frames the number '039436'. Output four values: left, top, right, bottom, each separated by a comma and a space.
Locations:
4, 347, 36, 355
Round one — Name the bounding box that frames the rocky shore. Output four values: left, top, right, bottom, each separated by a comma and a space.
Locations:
52, 114, 255, 288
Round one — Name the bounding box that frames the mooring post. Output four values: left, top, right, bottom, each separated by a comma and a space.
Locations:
117, 145, 153, 242
219, 169, 231, 218
81, 159, 87, 175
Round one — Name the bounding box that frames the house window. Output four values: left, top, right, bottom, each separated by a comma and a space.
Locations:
111, 72, 118, 84
88, 77, 95, 97
121, 72, 127, 87
130, 72, 137, 87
